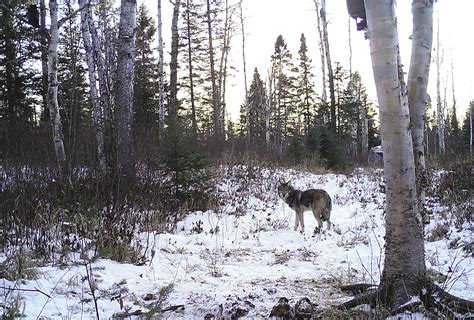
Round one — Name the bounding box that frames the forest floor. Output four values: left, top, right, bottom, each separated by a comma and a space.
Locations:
1, 165, 473, 318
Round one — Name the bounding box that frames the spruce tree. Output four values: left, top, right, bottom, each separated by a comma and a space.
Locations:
134, 3, 159, 159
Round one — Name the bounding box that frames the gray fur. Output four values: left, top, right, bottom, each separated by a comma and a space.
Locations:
278, 181, 332, 233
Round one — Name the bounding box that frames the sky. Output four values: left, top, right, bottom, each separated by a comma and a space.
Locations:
145, 0, 474, 122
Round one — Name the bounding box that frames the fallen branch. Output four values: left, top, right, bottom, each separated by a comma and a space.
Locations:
161, 304, 185, 312
0, 285, 51, 299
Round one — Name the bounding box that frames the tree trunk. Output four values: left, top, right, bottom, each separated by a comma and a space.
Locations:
320, 0, 336, 132
435, 14, 445, 155
47, 0, 68, 179
157, 0, 166, 143
184, 0, 197, 139
168, 0, 181, 126
365, 0, 425, 309
114, 0, 137, 202
88, 7, 113, 157
40, 0, 49, 124
313, 0, 327, 124
79, 0, 106, 173
206, 0, 222, 145
407, 0, 433, 223
238, 0, 249, 142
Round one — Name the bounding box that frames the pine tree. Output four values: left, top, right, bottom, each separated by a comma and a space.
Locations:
0, 0, 40, 159
296, 33, 317, 134
269, 35, 295, 157
134, 3, 158, 159
246, 68, 267, 150
58, 0, 91, 167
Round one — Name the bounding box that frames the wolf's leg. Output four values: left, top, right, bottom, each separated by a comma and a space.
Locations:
299, 211, 305, 233
313, 211, 322, 233
326, 219, 332, 230
294, 212, 299, 231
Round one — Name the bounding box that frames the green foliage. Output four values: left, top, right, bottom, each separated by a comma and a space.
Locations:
161, 124, 215, 212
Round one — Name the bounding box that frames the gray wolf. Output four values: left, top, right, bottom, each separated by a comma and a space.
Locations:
277, 181, 332, 233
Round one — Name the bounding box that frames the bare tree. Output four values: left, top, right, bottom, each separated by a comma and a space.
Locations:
206, 0, 223, 144
184, 0, 198, 138
114, 0, 137, 202
341, 0, 474, 314
313, 0, 327, 123
318, 0, 336, 132
157, 0, 166, 143
79, 0, 106, 173
238, 0, 249, 141
47, 0, 68, 179
407, 0, 433, 223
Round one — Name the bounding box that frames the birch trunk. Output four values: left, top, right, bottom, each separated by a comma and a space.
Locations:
114, 0, 136, 199
47, 0, 68, 178
313, 0, 327, 123
79, 0, 106, 173
88, 9, 113, 146
365, 0, 425, 308
157, 0, 166, 143
40, 0, 49, 123
407, 0, 433, 223
320, 0, 336, 132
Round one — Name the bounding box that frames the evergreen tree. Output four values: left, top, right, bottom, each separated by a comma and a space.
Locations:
246, 68, 267, 150
296, 33, 317, 134
133, 3, 159, 159
460, 102, 473, 153
0, 0, 41, 159
269, 35, 296, 157
58, 0, 91, 166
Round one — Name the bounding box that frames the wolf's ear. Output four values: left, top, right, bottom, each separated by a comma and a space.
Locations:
279, 178, 286, 185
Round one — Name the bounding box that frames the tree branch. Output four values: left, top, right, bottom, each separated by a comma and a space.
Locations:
0, 285, 51, 299
58, 3, 89, 27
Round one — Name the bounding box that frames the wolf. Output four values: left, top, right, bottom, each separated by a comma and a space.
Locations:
277, 181, 332, 233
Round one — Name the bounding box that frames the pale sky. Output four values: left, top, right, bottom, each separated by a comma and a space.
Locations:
146, 0, 474, 122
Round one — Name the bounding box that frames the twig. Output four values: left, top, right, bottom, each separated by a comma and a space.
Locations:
0, 285, 51, 299
58, 3, 89, 27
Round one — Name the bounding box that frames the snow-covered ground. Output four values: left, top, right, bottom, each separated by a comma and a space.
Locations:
1, 166, 472, 318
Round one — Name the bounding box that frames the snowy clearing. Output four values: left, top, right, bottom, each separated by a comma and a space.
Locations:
1, 166, 472, 318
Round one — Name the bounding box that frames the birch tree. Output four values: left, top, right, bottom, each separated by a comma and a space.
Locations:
79, 0, 106, 173
407, 0, 433, 223
157, 0, 165, 143
114, 0, 137, 201
318, 0, 336, 132
47, 0, 68, 179
341, 0, 474, 314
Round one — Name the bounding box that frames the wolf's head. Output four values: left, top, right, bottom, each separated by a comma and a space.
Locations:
277, 180, 293, 201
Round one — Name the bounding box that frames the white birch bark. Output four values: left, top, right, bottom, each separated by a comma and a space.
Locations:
157, 0, 165, 143
365, 0, 425, 308
313, 0, 327, 123
319, 0, 336, 131
79, 0, 106, 173
407, 0, 433, 223
47, 0, 67, 178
